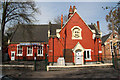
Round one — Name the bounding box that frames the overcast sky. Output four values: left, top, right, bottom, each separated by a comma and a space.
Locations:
34, 2, 118, 36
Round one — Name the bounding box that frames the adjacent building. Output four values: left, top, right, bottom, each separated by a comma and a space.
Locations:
102, 32, 120, 61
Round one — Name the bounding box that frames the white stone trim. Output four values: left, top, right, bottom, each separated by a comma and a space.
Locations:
56, 29, 61, 38
71, 26, 82, 40
99, 51, 102, 53
48, 30, 50, 38
71, 26, 81, 31
92, 34, 96, 39
72, 42, 84, 65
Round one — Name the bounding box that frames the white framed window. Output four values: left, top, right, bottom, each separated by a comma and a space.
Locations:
37, 45, 43, 56
71, 26, 82, 39
27, 46, 33, 56
17, 46, 23, 56
84, 49, 91, 60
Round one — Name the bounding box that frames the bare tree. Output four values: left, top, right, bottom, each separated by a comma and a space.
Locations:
54, 15, 68, 24
1, 0, 40, 51
104, 2, 120, 34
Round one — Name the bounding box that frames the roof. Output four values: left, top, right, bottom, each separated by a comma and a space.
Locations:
101, 33, 112, 44
88, 24, 99, 35
10, 24, 49, 43
61, 12, 100, 35
49, 24, 61, 35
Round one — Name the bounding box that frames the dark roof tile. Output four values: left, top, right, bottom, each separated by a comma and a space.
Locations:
101, 33, 112, 44
50, 24, 61, 35
88, 24, 99, 35
10, 24, 49, 43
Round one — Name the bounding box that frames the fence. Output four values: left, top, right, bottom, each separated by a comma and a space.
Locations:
2, 45, 120, 71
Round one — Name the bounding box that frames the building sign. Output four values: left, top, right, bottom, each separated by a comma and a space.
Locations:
20, 43, 41, 46
57, 57, 65, 66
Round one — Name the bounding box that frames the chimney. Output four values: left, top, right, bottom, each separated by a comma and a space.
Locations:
61, 14, 63, 29
68, 5, 73, 19
73, 6, 77, 13
97, 21, 100, 32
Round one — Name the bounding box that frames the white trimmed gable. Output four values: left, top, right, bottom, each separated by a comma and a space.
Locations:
72, 42, 84, 53
60, 12, 93, 35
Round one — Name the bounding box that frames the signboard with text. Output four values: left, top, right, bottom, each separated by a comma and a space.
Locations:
20, 43, 41, 45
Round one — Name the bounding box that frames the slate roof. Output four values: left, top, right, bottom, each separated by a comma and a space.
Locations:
101, 33, 112, 44
49, 24, 61, 35
88, 24, 99, 35
10, 23, 102, 43
10, 24, 49, 43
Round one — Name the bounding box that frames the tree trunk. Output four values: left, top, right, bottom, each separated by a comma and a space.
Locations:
1, 2, 7, 61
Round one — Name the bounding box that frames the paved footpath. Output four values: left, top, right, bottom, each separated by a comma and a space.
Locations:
2, 67, 120, 79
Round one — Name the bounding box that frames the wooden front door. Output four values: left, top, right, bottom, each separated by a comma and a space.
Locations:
64, 49, 73, 62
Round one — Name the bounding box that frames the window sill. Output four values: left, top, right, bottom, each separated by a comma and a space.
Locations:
72, 37, 82, 40
85, 58, 92, 60
27, 54, 33, 56
37, 55, 43, 56
16, 54, 23, 56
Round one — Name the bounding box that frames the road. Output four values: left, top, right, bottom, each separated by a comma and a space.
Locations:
2, 67, 120, 79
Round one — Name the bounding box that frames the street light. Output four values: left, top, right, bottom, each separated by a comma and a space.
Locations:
0, 20, 2, 63
0, 17, 2, 78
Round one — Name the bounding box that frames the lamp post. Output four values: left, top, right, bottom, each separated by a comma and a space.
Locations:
34, 52, 37, 71
0, 20, 2, 63
0, 20, 2, 76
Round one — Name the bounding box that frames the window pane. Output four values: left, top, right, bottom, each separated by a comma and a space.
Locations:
40, 46, 43, 54
38, 46, 43, 55
38, 49, 40, 54
87, 51, 89, 58
18, 50, 22, 54
28, 46, 32, 54
84, 51, 86, 59
41, 49, 43, 54
18, 46, 22, 54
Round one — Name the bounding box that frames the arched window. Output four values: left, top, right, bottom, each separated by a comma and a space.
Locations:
71, 26, 82, 39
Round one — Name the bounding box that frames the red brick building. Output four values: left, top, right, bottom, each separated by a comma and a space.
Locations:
8, 6, 103, 65
8, 23, 61, 61
48, 6, 102, 65
8, 25, 49, 61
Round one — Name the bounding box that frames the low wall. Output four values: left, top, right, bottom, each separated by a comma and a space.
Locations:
47, 63, 113, 71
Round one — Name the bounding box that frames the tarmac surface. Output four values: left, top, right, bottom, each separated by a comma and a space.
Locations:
2, 67, 120, 79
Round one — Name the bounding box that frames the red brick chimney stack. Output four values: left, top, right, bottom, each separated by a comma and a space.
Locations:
61, 14, 63, 29
73, 6, 76, 13
68, 5, 73, 19
97, 21, 100, 32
